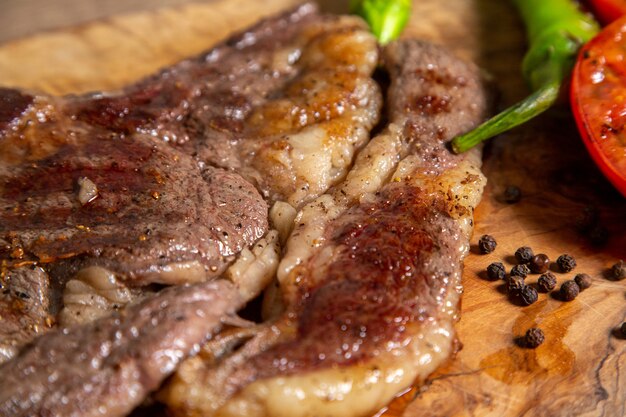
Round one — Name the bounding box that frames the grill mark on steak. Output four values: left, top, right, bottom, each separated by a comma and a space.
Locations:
161, 40, 490, 417
0, 280, 243, 417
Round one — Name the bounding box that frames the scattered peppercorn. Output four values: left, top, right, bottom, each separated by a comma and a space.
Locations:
574, 273, 592, 290
515, 246, 534, 264
519, 285, 539, 306
621, 322, 626, 337
537, 272, 557, 292
507, 275, 525, 294
478, 235, 497, 254
610, 260, 626, 280
524, 327, 545, 348
486, 262, 506, 281
510, 264, 530, 278
560, 280, 579, 301
529, 253, 550, 273
503, 185, 522, 204
556, 254, 577, 273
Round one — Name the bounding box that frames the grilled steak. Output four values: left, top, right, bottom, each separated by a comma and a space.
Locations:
0, 280, 243, 417
161, 39, 490, 417
0, 3, 491, 417
0, 2, 380, 361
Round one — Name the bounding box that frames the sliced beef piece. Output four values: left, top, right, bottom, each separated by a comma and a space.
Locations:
0, 122, 267, 284
0, 280, 243, 417
161, 40, 491, 417
63, 2, 381, 208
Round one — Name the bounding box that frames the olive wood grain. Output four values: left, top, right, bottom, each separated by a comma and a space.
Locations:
0, 0, 624, 416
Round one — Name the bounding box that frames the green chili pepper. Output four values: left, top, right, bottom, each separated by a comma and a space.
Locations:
350, 0, 411, 44
450, 0, 599, 154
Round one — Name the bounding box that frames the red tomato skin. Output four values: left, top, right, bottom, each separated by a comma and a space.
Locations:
571, 16, 626, 197
588, 0, 626, 25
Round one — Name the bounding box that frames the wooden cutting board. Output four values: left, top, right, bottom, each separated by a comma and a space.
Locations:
0, 0, 624, 416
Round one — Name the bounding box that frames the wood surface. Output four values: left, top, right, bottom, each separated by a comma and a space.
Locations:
0, 0, 624, 416
0, 0, 200, 43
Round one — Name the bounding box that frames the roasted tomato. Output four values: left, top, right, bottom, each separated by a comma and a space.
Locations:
571, 14, 626, 197
587, 0, 626, 25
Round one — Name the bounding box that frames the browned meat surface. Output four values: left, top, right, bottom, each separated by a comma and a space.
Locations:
162, 40, 491, 417
0, 280, 243, 417
61, 2, 380, 208
0, 114, 267, 283
0, 266, 53, 363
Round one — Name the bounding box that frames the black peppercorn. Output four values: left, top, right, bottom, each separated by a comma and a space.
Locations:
537, 272, 557, 292
611, 260, 626, 280
510, 264, 530, 278
530, 253, 550, 273
486, 262, 506, 281
478, 235, 497, 254
515, 246, 534, 264
503, 185, 522, 204
560, 280, 579, 301
507, 275, 525, 294
519, 285, 538, 306
574, 273, 592, 290
524, 328, 545, 348
556, 254, 577, 273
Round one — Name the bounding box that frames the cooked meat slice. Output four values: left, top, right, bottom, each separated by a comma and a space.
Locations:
0, 266, 53, 363
0, 114, 267, 284
160, 40, 491, 417
0, 280, 243, 417
64, 2, 381, 208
